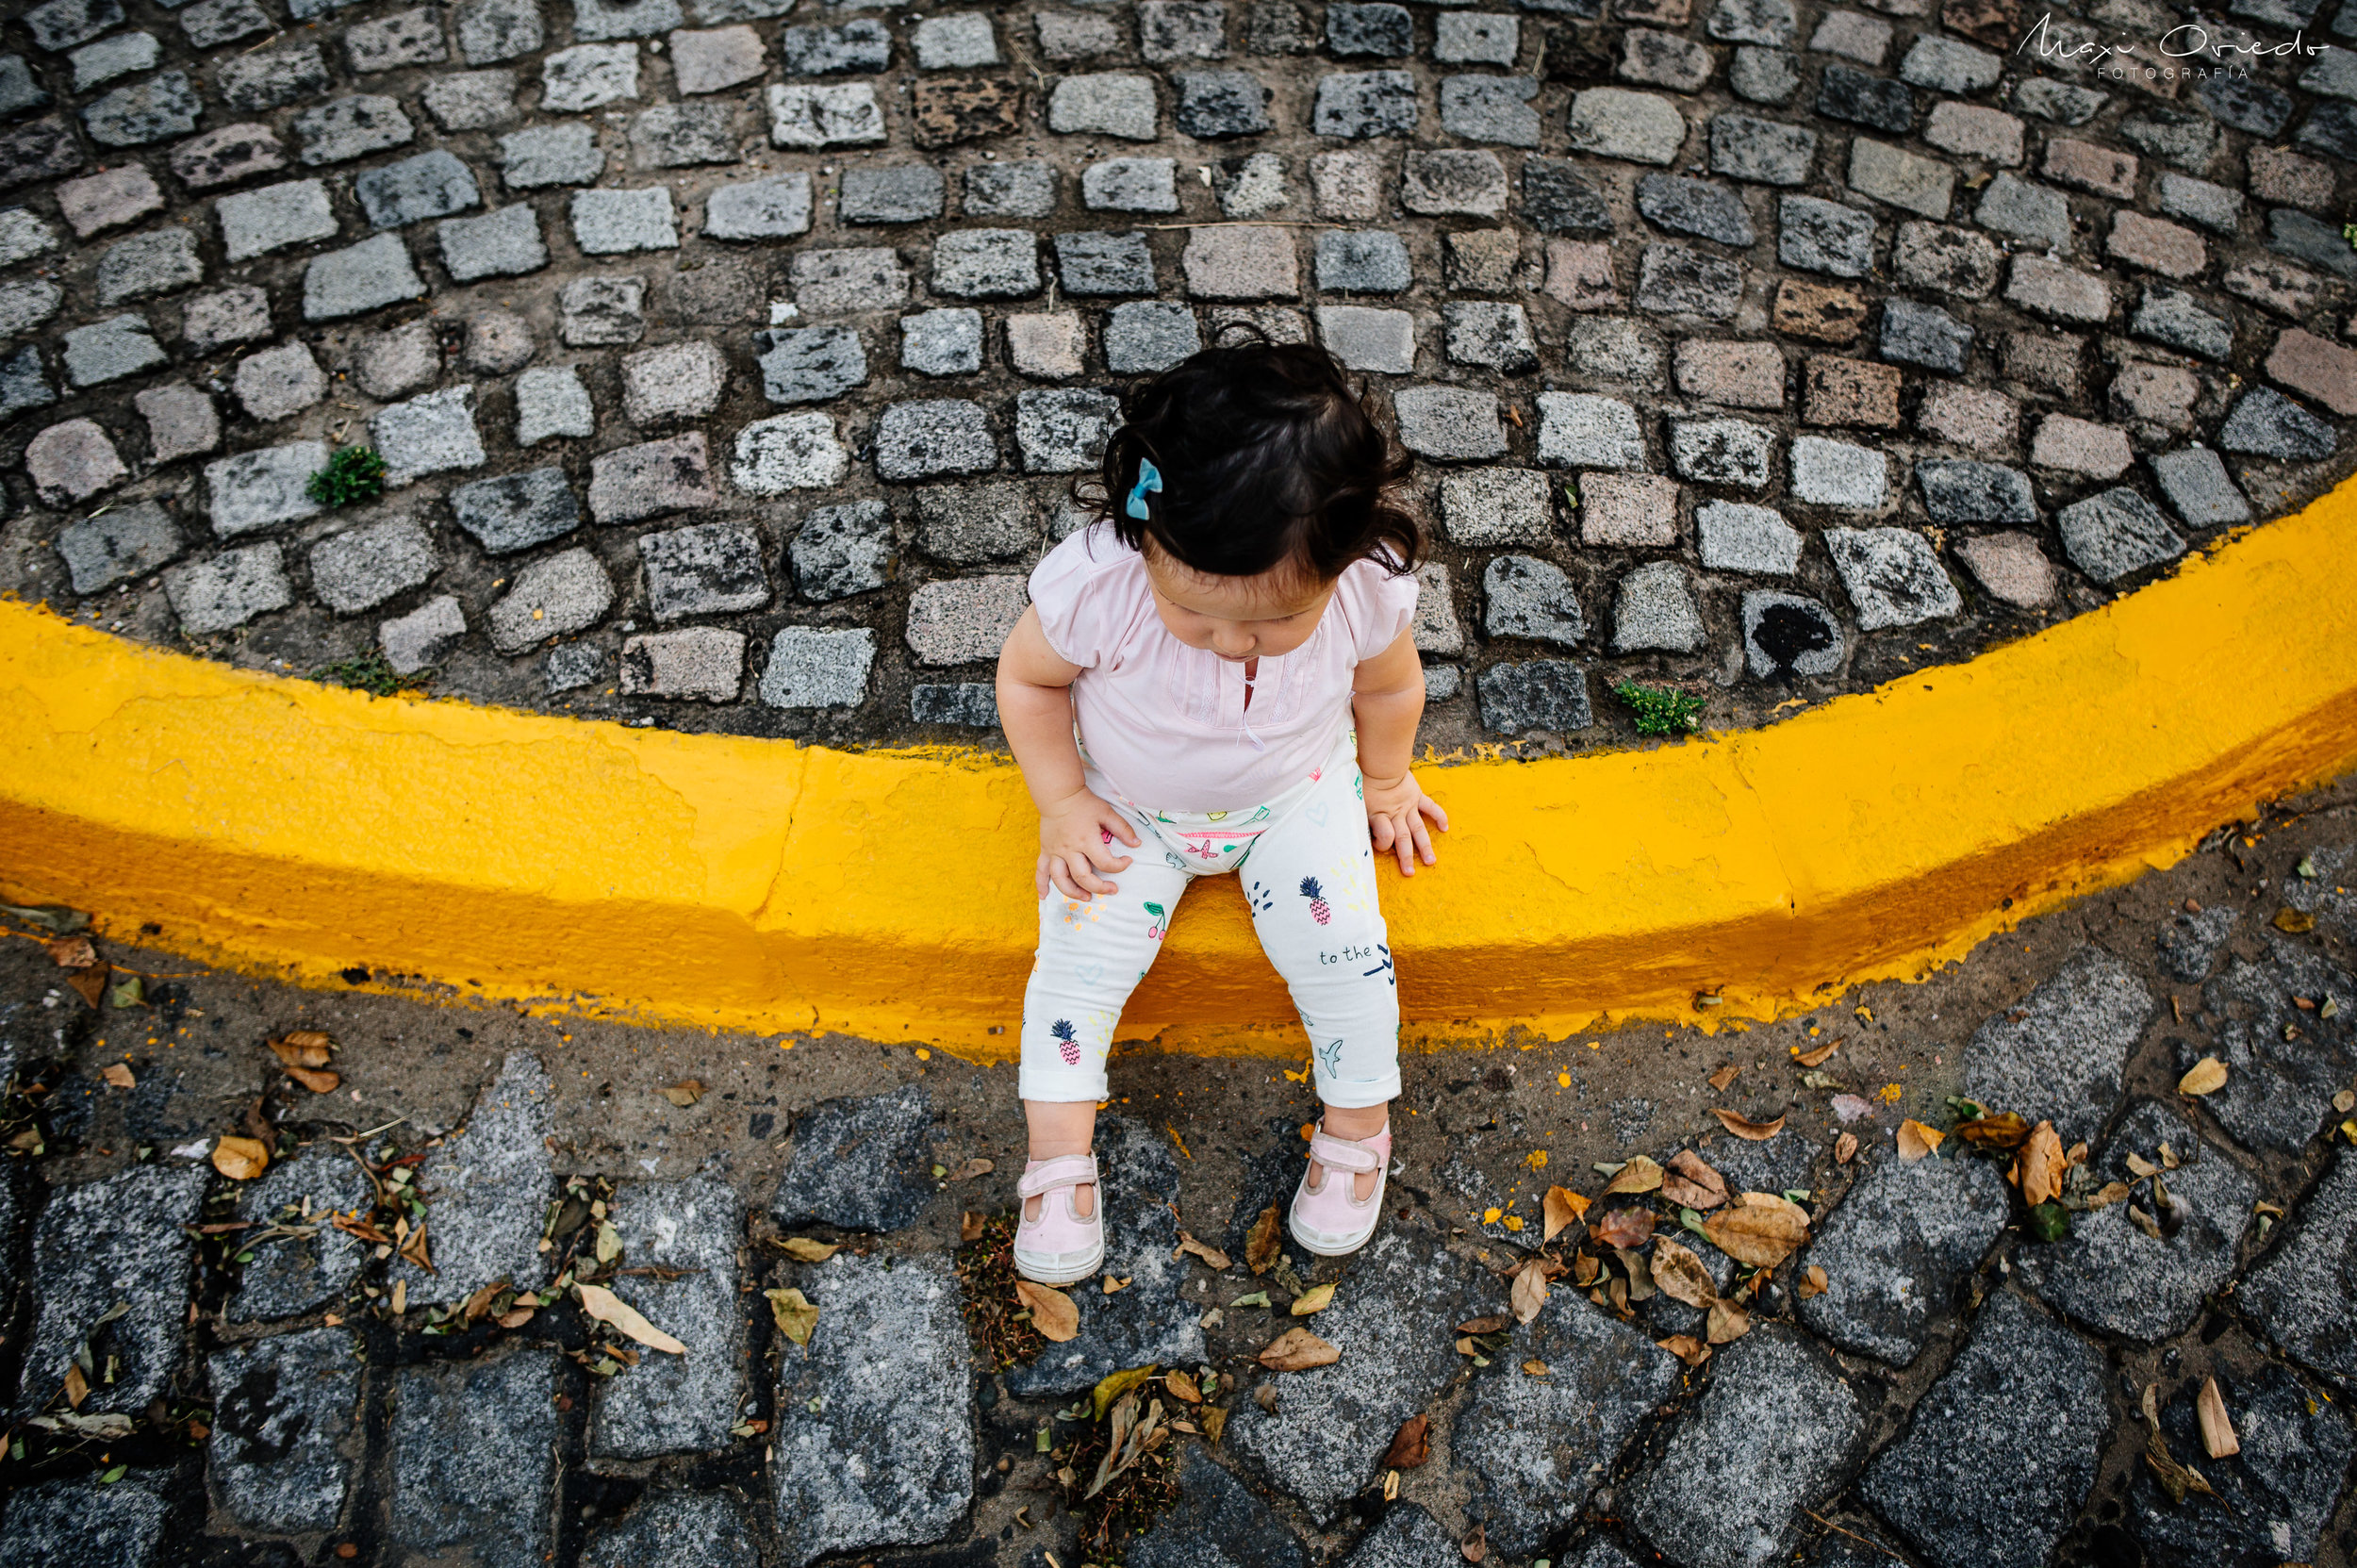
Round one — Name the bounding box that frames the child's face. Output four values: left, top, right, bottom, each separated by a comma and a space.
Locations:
1143, 549, 1336, 661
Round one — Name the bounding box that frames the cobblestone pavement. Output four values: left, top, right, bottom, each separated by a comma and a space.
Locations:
0, 781, 2349, 1565
5, 0, 2357, 749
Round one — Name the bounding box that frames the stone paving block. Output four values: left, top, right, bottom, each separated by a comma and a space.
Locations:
2264, 326, 2357, 418
1788, 435, 1885, 508
757, 325, 865, 404
2122, 107, 2216, 173
1795, 1146, 2007, 1363
220, 42, 333, 107
1728, 43, 1799, 102
0, 347, 58, 421
1175, 223, 1294, 300
231, 342, 326, 423
2128, 287, 2230, 363
751, 624, 871, 704
2266, 208, 2357, 283
439, 204, 547, 280
785, 248, 905, 314
2108, 210, 2203, 279
1809, 8, 1889, 63
25, 0, 124, 51
1707, 112, 1815, 185
0, 211, 58, 273
723, 413, 846, 497
1804, 355, 1900, 426
1635, 243, 1742, 315
2149, 445, 2248, 527
1130, 1448, 1307, 1568
17, 1164, 204, 1414
57, 501, 182, 594
589, 432, 717, 524
168, 544, 292, 633
304, 233, 427, 320
899, 307, 982, 376
1477, 658, 1591, 732
502, 122, 604, 188
62, 312, 164, 387
671, 25, 765, 91
218, 180, 338, 263
1862, 1294, 2110, 1568
1567, 87, 1687, 162
2005, 255, 2109, 323
1312, 69, 1418, 137
908, 482, 1032, 564
2183, 935, 2357, 1155
1891, 221, 1996, 300
1435, 11, 1517, 62
2043, 136, 2134, 200
347, 7, 447, 72
423, 70, 521, 130
1670, 417, 1773, 487
842, 163, 948, 223
1817, 62, 1911, 133
1952, 531, 2052, 608
1438, 467, 1553, 545
1530, 392, 1640, 471
1580, 471, 1679, 545
450, 464, 580, 549
911, 11, 996, 67
905, 575, 1029, 663
206, 442, 329, 536
1083, 156, 1179, 213
1627, 1327, 1866, 1567
767, 82, 886, 147
641, 521, 768, 619
1142, 0, 1230, 61
1899, 32, 1999, 91
933, 230, 1043, 299
1673, 338, 1783, 407
1846, 137, 1950, 217
1445, 228, 1521, 291
0, 1474, 169, 1566
631, 103, 738, 168
871, 399, 997, 478
58, 165, 163, 239
208, 1327, 361, 1532
1105, 301, 1202, 371
704, 173, 812, 239
310, 517, 439, 614
774, 1250, 972, 1563
1962, 945, 2148, 1143
1617, 27, 1711, 92
621, 340, 729, 425
373, 387, 486, 486
1439, 75, 1541, 146
1638, 173, 1754, 244
572, 186, 678, 253
586, 1174, 746, 1453
1313, 230, 1409, 294
1442, 301, 1537, 371
2155, 172, 2240, 235
1708, 0, 1795, 40
1400, 147, 1508, 214
583, 1494, 761, 1568
2109, 362, 2198, 433
2253, 146, 2335, 212
2152, 905, 2238, 987
1778, 194, 1874, 277
353, 321, 440, 400
2052, 485, 2184, 583
179, 289, 272, 355
782, 18, 887, 74
390, 1350, 560, 1568
1013, 387, 1120, 473
382, 595, 466, 672
786, 502, 889, 601
2218, 385, 2336, 461
1376, 384, 1496, 461
517, 366, 595, 444
1484, 553, 1586, 645
913, 82, 1022, 151
1308, 147, 1384, 218
2030, 414, 2132, 479
1612, 559, 1703, 651
1004, 313, 1085, 378
488, 546, 616, 652
0, 55, 47, 112
1049, 73, 1160, 139
25, 419, 126, 507
965, 161, 1059, 219
1698, 499, 1799, 573
293, 94, 415, 165
1921, 101, 2020, 166
1544, 240, 1620, 310
1327, 0, 1410, 55
1879, 298, 1971, 373
394, 1051, 554, 1299
2130, 1362, 2353, 1568
2243, 1140, 2357, 1387
1313, 305, 1411, 372
1916, 458, 2032, 524
543, 642, 606, 693
83, 71, 201, 147
0, 116, 84, 188
1973, 171, 2069, 246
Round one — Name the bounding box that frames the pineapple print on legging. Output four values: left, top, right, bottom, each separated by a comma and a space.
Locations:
1300, 877, 1331, 926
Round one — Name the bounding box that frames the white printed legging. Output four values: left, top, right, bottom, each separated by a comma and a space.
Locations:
1018, 732, 1402, 1110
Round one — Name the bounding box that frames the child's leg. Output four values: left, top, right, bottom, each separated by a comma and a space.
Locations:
1242, 761, 1402, 1198
1018, 852, 1193, 1218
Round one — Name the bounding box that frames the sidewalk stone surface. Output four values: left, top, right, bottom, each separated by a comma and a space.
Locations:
589, 1174, 747, 1457
208, 1328, 362, 1533
18, 1164, 204, 1414
393, 1050, 554, 1304
1796, 1147, 2006, 1363
390, 1349, 561, 1568
1963, 947, 2147, 1145
769, 1083, 936, 1230
583, 1494, 762, 1568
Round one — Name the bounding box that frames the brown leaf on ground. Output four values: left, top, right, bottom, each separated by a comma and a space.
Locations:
1707, 1065, 1739, 1091
765, 1286, 818, 1345
45, 936, 97, 969
399, 1220, 433, 1274
267, 1032, 334, 1068
1835, 1131, 1858, 1164
1591, 1207, 1656, 1249
1164, 1369, 1202, 1404
1541, 1185, 1590, 1242
1461, 1523, 1487, 1564
1252, 1384, 1279, 1414
1712, 1109, 1786, 1141
2178, 1058, 2229, 1097
63, 1362, 89, 1409
1245, 1204, 1282, 1275
661, 1080, 704, 1108
1092, 1364, 1159, 1420
579, 1282, 687, 1354
1203, 1406, 1229, 1444
1521, 1359, 1549, 1376
1177, 1230, 1232, 1269
1954, 1112, 2033, 1149
462, 1279, 510, 1322
1660, 1173, 1722, 1211
1703, 1193, 1809, 1268
1102, 1276, 1131, 1296
1384, 1412, 1431, 1469
1509, 1257, 1551, 1323
2273, 907, 2316, 934
1259, 1327, 1339, 1371
1897, 1120, 1943, 1162
65, 965, 109, 1010
1650, 1237, 1720, 1309
1706, 1300, 1752, 1344
960, 1211, 986, 1244
1603, 1155, 1665, 1196
778, 1237, 840, 1263
212, 1136, 269, 1181
1796, 1039, 1838, 1067
953, 1157, 995, 1180
101, 1063, 136, 1089
2086, 1180, 2134, 1208
1656, 1334, 1710, 1367
1457, 1312, 1510, 1335
1291, 1282, 1335, 1315
497, 1307, 536, 1329
1015, 1280, 1080, 1343
1668, 1149, 1728, 1204
1613, 1246, 1657, 1302
287, 1065, 339, 1094
2019, 1121, 2066, 1206
1796, 1264, 1829, 1299
2198, 1376, 2239, 1459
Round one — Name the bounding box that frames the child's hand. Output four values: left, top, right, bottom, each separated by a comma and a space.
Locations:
1363, 770, 1447, 876
1037, 789, 1142, 900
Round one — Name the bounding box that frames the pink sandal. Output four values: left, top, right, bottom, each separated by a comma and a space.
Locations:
1290, 1123, 1391, 1257
1014, 1154, 1105, 1285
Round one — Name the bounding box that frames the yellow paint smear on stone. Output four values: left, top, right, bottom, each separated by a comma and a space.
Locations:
4, 475, 2356, 1062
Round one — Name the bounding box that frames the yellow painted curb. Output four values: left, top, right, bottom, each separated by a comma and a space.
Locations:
5, 476, 2357, 1061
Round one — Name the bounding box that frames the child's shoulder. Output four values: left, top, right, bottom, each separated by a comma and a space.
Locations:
1028, 521, 1153, 666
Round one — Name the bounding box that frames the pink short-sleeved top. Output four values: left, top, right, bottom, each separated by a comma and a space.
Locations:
1028, 522, 1420, 813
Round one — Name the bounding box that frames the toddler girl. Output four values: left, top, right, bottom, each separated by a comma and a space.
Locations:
995, 339, 1448, 1285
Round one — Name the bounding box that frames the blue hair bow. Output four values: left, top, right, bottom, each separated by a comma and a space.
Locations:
1125, 458, 1162, 520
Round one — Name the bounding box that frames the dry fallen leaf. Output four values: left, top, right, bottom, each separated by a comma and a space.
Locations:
1461, 1523, 1487, 1564
1712, 1108, 1787, 1141
1177, 1230, 1232, 1270
2197, 1376, 2238, 1459
1259, 1327, 1339, 1371
497, 1307, 536, 1329
2273, 907, 2316, 934
1521, 1359, 1549, 1376
1291, 1282, 1335, 1315
1656, 1334, 1710, 1367
1457, 1312, 1510, 1335
661, 1080, 704, 1108
267, 1032, 334, 1068
959, 1211, 986, 1244
101, 1063, 136, 1089
1613, 1246, 1657, 1302
1603, 1154, 1665, 1196
1252, 1384, 1280, 1414
1164, 1369, 1202, 1403
1591, 1206, 1656, 1249
1897, 1119, 1943, 1162
765, 1286, 818, 1345
1796, 1263, 1829, 1300
778, 1237, 840, 1263
578, 1282, 687, 1355
1384, 1412, 1431, 1469
1707, 1065, 1740, 1091
389, 1279, 407, 1316
2178, 1058, 2229, 1097
1245, 1204, 1282, 1276
212, 1136, 270, 1181
1650, 1236, 1719, 1310
287, 1065, 339, 1094
1666, 1149, 1728, 1208
1015, 1279, 1080, 1343
63, 1362, 88, 1410
953, 1157, 995, 1180
1571, 1252, 1601, 1287
1953, 1112, 2033, 1150
65, 965, 108, 1010
1541, 1185, 1590, 1242
1102, 1276, 1131, 1296
1509, 1256, 1551, 1323
1706, 1300, 1753, 1344
1796, 1039, 1838, 1068
2019, 1121, 2066, 1207
2085, 1180, 2134, 1208
46, 936, 98, 969
1703, 1193, 1809, 1268
1834, 1131, 1858, 1164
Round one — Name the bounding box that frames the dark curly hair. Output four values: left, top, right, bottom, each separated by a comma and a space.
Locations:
1079, 336, 1422, 586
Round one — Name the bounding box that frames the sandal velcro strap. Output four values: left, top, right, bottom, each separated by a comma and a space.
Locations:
1308, 1132, 1383, 1174
1018, 1154, 1099, 1197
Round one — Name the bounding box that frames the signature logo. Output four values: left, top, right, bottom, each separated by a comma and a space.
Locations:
2017, 10, 2328, 78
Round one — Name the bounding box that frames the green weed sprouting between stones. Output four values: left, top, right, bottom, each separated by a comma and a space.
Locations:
309, 652, 427, 698
2344, 223, 2357, 252
1613, 680, 1706, 736
307, 445, 387, 508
